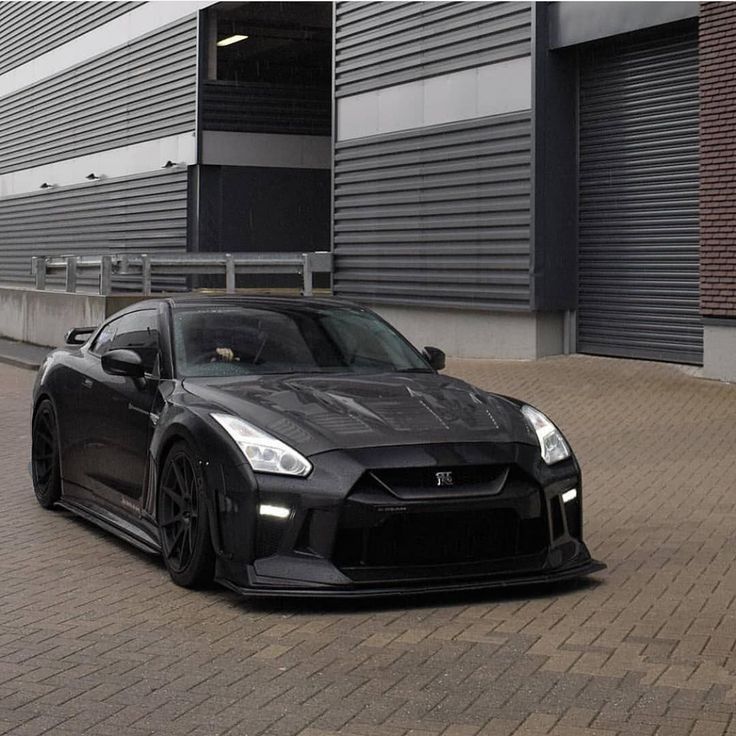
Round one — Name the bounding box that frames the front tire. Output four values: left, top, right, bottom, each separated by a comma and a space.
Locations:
31, 399, 62, 509
157, 440, 215, 588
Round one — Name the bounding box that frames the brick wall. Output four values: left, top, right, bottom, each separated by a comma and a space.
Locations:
700, 2, 736, 317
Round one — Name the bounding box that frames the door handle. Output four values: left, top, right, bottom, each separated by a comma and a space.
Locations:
82, 378, 93, 389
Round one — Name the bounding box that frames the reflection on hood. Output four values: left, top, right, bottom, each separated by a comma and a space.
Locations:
183, 372, 535, 455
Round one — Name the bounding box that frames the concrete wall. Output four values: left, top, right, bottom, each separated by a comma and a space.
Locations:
0, 283, 566, 360
371, 304, 565, 360
703, 323, 736, 383
549, 1, 699, 48
0, 286, 145, 347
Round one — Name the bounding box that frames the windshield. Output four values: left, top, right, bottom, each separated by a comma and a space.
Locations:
172, 304, 432, 378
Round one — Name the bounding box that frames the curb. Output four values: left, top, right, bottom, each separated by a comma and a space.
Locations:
0, 353, 42, 371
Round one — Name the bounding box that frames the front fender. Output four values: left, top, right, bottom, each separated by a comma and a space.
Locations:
146, 403, 259, 563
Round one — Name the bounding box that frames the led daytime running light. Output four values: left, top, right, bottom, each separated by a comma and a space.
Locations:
259, 504, 290, 519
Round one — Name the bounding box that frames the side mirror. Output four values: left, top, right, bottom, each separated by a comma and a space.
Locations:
423, 346, 446, 371
65, 326, 96, 345
102, 349, 145, 379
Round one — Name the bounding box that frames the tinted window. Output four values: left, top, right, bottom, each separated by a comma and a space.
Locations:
173, 305, 430, 378
91, 309, 160, 373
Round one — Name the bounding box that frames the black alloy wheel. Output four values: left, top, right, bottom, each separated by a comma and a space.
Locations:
31, 399, 62, 509
158, 441, 215, 588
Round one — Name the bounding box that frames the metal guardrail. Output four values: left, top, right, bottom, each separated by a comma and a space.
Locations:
30, 251, 332, 296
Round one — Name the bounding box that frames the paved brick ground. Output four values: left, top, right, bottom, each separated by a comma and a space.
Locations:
1, 356, 735, 736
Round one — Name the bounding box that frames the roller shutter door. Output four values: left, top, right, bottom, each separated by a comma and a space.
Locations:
577, 26, 702, 364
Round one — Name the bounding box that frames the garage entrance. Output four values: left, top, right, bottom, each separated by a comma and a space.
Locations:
192, 2, 332, 287
577, 24, 702, 364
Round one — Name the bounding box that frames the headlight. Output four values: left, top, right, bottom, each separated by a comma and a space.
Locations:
211, 413, 312, 477
521, 405, 571, 465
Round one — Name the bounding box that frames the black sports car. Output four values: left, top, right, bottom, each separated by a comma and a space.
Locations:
31, 296, 604, 597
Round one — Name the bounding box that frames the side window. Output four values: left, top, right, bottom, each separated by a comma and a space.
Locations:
92, 310, 160, 374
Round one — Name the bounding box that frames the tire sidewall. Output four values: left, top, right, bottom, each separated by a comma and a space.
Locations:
32, 399, 61, 509
157, 440, 215, 588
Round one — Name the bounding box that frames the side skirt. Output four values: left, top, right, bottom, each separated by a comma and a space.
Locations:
56, 499, 162, 556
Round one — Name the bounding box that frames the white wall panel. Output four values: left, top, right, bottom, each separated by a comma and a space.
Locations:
0, 1, 214, 99
337, 57, 531, 140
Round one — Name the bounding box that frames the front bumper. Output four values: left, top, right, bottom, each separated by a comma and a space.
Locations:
211, 442, 606, 599
216, 546, 605, 598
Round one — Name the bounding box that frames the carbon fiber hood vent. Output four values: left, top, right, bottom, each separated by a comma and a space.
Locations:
183, 372, 536, 456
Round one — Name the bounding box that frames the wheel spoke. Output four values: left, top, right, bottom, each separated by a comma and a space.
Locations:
188, 460, 198, 496
160, 513, 185, 528
36, 427, 53, 446
167, 526, 185, 559
162, 484, 184, 507
172, 460, 187, 497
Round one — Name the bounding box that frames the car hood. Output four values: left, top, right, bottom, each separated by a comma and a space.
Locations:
182, 372, 536, 456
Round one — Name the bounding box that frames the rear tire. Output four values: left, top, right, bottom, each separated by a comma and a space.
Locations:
157, 440, 215, 588
31, 399, 62, 509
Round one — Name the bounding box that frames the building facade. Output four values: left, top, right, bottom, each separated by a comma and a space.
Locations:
0, 1, 735, 380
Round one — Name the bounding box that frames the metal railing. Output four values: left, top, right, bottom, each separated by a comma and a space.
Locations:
30, 251, 332, 296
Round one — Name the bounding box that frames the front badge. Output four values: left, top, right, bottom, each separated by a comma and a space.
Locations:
435, 471, 454, 487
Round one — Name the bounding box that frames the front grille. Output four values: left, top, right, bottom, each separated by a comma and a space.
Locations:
333, 506, 547, 569
362, 464, 509, 500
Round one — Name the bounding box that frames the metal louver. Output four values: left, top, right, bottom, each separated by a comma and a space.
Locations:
577, 25, 702, 364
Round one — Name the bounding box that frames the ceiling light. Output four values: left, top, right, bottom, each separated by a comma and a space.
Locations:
217, 34, 248, 47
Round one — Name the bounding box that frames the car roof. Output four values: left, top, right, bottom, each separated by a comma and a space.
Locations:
168, 295, 357, 310
110, 294, 362, 318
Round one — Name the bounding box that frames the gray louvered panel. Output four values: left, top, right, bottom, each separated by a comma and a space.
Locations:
333, 112, 531, 311
0, 1, 141, 76
335, 1, 531, 97
0, 171, 188, 291
202, 82, 330, 135
0, 16, 197, 175
578, 26, 701, 364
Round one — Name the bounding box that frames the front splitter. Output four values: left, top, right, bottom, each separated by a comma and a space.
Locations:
215, 558, 606, 599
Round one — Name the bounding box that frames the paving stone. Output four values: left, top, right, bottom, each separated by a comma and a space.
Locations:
2, 356, 736, 735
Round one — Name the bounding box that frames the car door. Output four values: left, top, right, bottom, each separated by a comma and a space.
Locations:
76, 308, 161, 508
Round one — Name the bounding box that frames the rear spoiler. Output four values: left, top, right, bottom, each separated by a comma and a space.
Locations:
65, 326, 97, 346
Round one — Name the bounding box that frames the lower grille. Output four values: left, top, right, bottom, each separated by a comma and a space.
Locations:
333, 507, 547, 568
256, 517, 285, 557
